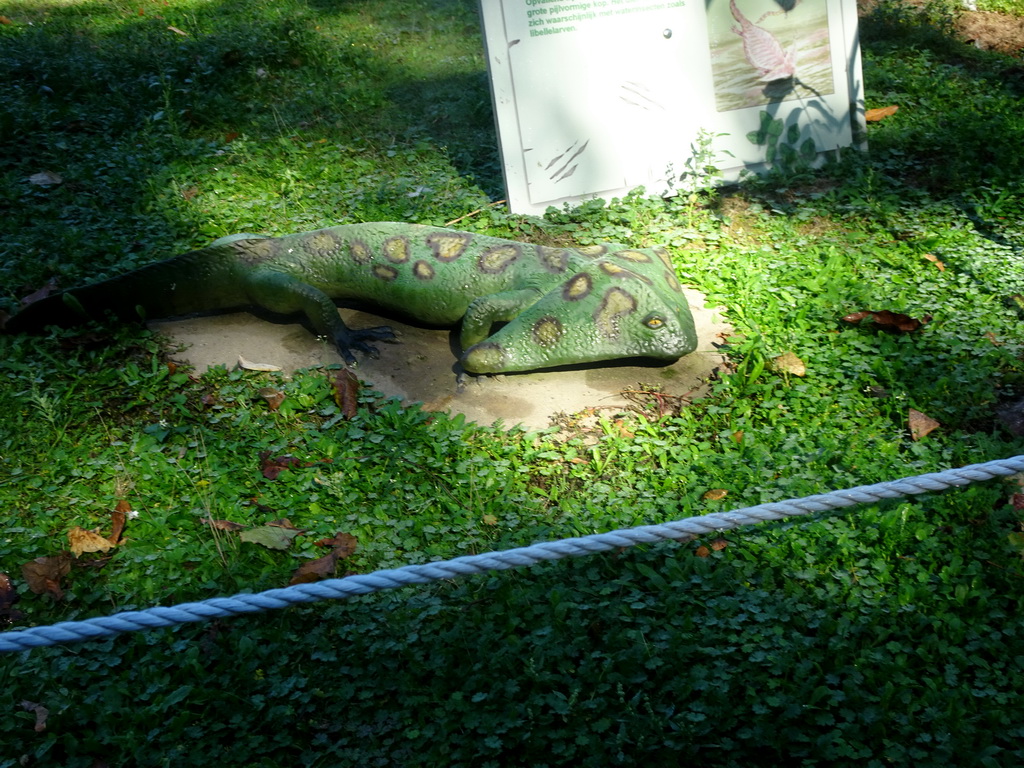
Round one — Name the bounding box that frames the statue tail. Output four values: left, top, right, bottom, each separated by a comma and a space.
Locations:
5, 245, 250, 334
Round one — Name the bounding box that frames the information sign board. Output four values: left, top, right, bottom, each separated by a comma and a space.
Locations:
479, 0, 865, 214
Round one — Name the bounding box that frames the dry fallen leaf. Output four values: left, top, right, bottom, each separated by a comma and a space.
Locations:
109, 501, 130, 544
843, 309, 930, 333
710, 538, 729, 551
258, 387, 285, 411
329, 369, 361, 419
865, 105, 899, 122
923, 253, 945, 272
20, 701, 49, 733
21, 554, 71, 599
312, 532, 358, 556
258, 451, 304, 480
201, 518, 247, 531
703, 489, 729, 501
238, 356, 281, 372
876, 310, 931, 332
19, 278, 60, 308
770, 351, 806, 377
290, 531, 358, 584
167, 24, 188, 35
267, 518, 302, 530
0, 573, 23, 623
909, 408, 940, 441
695, 545, 711, 558
290, 551, 342, 584
68, 526, 116, 557
28, 171, 63, 186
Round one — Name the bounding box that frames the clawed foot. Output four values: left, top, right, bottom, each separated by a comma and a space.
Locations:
456, 369, 492, 392
335, 325, 396, 365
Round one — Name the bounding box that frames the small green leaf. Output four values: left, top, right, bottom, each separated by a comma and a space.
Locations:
634, 562, 669, 589
240, 525, 301, 550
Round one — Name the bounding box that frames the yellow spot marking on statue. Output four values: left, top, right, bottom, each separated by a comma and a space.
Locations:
426, 232, 471, 262
599, 261, 626, 275
307, 230, 339, 256
538, 247, 569, 273
350, 240, 373, 265
373, 264, 398, 281
574, 245, 608, 257
532, 316, 563, 347
413, 260, 435, 280
617, 249, 653, 263
383, 236, 410, 263
663, 269, 682, 292
653, 248, 673, 269
239, 239, 276, 264
599, 261, 651, 285
562, 273, 592, 301
594, 286, 637, 340
479, 244, 520, 274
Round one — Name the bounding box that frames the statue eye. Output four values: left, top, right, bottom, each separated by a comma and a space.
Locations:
643, 314, 665, 329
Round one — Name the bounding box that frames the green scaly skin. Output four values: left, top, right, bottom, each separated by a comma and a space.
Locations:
5, 223, 698, 374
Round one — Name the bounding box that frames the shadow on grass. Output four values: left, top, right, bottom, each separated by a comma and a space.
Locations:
4, 531, 1022, 765
0, 0, 500, 293
857, 8, 1024, 194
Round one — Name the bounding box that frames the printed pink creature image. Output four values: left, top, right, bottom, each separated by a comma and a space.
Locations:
730, 0, 796, 82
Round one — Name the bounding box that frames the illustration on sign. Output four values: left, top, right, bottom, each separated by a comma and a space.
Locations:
709, 0, 836, 111
543, 139, 590, 184
730, 0, 798, 83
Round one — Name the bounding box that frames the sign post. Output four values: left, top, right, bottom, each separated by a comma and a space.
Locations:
479, 0, 865, 215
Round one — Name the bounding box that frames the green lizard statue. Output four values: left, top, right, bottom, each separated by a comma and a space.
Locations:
5, 223, 698, 373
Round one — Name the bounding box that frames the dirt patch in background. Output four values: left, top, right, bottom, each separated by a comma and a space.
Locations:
956, 11, 1024, 55
858, 0, 1024, 57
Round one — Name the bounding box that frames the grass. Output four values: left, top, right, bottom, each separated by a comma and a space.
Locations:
2, 0, 1024, 765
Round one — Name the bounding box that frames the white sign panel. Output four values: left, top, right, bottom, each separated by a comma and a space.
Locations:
479, 0, 865, 214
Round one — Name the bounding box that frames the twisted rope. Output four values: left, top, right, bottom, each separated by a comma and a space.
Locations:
3, 454, 1023, 653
